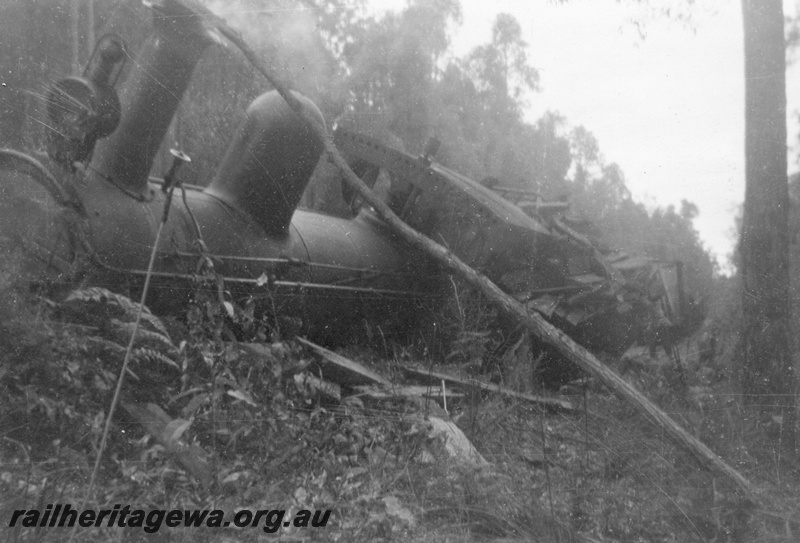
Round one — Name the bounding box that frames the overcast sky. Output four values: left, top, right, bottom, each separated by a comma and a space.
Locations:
374, 0, 800, 272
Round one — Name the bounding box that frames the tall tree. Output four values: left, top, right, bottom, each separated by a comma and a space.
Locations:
466, 13, 538, 121
740, 0, 796, 452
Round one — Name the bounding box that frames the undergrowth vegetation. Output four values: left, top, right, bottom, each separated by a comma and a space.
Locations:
0, 256, 798, 542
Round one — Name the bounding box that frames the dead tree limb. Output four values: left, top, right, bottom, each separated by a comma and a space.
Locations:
402, 365, 574, 413
215, 22, 763, 504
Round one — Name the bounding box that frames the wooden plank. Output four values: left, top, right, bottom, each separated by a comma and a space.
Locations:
402, 366, 574, 412
297, 337, 391, 387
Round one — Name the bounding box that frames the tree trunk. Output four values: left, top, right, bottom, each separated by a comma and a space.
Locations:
741, 0, 797, 454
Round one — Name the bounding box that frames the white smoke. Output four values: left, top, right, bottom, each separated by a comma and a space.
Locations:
203, 0, 340, 110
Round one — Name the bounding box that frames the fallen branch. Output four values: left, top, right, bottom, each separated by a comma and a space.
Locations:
215, 19, 764, 505
402, 366, 574, 413
352, 385, 465, 401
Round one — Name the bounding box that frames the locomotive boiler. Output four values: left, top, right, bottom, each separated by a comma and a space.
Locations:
0, 0, 433, 343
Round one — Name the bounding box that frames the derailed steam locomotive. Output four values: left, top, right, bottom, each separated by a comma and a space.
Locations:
0, 0, 699, 370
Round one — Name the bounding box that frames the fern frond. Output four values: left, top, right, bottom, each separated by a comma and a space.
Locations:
66, 287, 143, 317
110, 319, 177, 353
138, 312, 170, 337
64, 287, 169, 336
132, 347, 180, 371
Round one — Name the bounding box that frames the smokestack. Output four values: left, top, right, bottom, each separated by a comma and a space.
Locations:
90, 0, 215, 196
